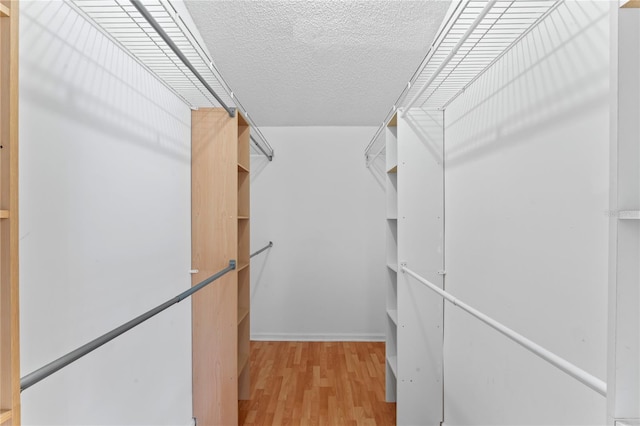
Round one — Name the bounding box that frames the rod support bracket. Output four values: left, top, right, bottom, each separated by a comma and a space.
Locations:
228, 107, 236, 118
400, 261, 407, 272
230, 259, 236, 269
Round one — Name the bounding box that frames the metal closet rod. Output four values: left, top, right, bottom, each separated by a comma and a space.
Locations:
20, 260, 237, 392
251, 241, 273, 258
251, 135, 273, 161
401, 265, 607, 397
129, 0, 235, 118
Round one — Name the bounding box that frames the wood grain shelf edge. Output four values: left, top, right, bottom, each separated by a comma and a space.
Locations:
0, 4, 10, 17
237, 352, 249, 376
0, 210, 8, 219
387, 165, 398, 174
237, 163, 249, 173
0, 409, 12, 424
238, 307, 249, 325
237, 262, 249, 272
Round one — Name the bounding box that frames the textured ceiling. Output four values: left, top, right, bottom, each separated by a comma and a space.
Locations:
184, 1, 451, 126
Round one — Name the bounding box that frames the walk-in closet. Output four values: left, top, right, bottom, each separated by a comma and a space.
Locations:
1, 1, 638, 425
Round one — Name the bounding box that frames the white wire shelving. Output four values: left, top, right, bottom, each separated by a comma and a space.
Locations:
69, 0, 274, 160
364, 0, 562, 166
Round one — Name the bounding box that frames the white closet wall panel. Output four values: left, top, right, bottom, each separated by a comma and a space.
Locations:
249, 127, 386, 341
443, 1, 610, 424
397, 109, 444, 426
19, 2, 192, 424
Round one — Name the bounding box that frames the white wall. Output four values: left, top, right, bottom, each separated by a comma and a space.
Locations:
443, 1, 610, 424
20, 2, 192, 425
249, 127, 386, 341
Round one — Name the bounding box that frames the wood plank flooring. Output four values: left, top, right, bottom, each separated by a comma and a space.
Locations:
239, 341, 396, 425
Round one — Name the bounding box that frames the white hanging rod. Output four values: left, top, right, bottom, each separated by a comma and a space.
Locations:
401, 265, 607, 397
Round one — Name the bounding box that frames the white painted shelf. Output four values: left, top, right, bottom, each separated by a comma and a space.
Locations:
618, 210, 640, 220
387, 309, 398, 326
387, 355, 398, 378
387, 263, 398, 273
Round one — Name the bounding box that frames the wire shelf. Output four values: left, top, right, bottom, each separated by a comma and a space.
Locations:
365, 0, 562, 165
70, 0, 274, 159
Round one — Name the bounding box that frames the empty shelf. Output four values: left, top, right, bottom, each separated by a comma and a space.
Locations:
69, 0, 274, 159
0, 409, 12, 424
387, 309, 398, 326
619, 210, 640, 220
0, 210, 8, 219
387, 355, 398, 378
237, 262, 249, 272
0, 3, 10, 17
365, 0, 561, 163
387, 263, 398, 273
238, 307, 249, 325
238, 163, 249, 173
387, 165, 398, 174
238, 216, 249, 220
238, 352, 250, 375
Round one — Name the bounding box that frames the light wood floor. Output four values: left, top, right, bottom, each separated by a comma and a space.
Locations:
239, 341, 396, 425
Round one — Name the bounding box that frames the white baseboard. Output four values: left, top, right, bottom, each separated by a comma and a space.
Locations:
251, 332, 385, 342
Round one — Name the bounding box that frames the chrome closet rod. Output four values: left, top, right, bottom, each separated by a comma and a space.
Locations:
20, 260, 237, 392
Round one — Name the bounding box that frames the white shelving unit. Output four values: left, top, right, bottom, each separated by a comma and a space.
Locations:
385, 114, 398, 403
364, 1, 565, 424
608, 5, 640, 424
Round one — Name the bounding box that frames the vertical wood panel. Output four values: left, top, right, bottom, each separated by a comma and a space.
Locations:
192, 108, 239, 426
0, 1, 18, 423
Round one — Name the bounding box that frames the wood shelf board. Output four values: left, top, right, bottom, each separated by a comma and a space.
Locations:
0, 3, 9, 17
238, 352, 250, 375
0, 409, 11, 424
0, 210, 8, 219
387, 309, 398, 325
238, 216, 249, 220
387, 165, 398, 174
621, 0, 640, 7
387, 263, 398, 273
237, 163, 249, 173
387, 355, 398, 378
387, 113, 397, 128
238, 307, 249, 325
237, 262, 249, 272
619, 210, 640, 220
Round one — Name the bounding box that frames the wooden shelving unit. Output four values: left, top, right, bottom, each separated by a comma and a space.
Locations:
385, 114, 398, 403
0, 1, 19, 424
236, 113, 251, 402
191, 108, 251, 426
